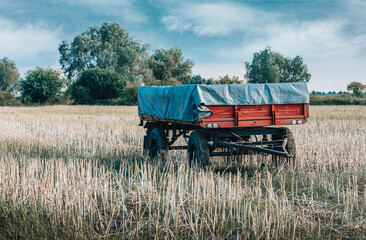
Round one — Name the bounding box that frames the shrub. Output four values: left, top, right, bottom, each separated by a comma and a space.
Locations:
21, 67, 65, 103
71, 68, 126, 104
121, 81, 140, 105
0, 91, 21, 106
215, 75, 242, 84
310, 94, 366, 105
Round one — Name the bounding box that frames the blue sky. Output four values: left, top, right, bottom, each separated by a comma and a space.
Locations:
0, 0, 365, 91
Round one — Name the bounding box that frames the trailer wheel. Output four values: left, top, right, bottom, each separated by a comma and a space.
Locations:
148, 127, 168, 159
188, 131, 210, 167
272, 127, 296, 167
143, 129, 151, 155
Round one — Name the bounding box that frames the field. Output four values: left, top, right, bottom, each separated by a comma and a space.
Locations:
0, 105, 365, 239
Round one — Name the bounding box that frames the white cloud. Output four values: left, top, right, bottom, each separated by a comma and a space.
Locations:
64, 0, 148, 24
162, 1, 366, 91
345, 0, 366, 25
215, 19, 366, 91
307, 60, 366, 92
161, 16, 191, 32
161, 2, 279, 36
227, 20, 354, 62
161, 1, 366, 60
0, 18, 62, 65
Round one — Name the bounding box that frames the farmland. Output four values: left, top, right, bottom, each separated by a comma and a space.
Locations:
0, 106, 365, 239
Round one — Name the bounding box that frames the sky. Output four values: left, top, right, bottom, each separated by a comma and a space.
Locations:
0, 0, 365, 92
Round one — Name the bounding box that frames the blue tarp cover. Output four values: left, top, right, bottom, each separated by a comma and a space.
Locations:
138, 82, 309, 122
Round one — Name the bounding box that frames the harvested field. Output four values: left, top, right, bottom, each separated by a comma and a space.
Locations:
0, 106, 365, 239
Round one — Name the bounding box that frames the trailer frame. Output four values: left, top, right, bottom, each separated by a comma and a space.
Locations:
141, 119, 297, 168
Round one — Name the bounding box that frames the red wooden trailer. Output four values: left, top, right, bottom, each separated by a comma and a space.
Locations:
138, 83, 309, 167
139, 102, 309, 167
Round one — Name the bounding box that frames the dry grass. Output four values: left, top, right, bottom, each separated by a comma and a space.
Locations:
0, 105, 365, 239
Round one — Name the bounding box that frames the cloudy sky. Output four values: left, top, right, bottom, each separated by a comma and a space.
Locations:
0, 0, 365, 91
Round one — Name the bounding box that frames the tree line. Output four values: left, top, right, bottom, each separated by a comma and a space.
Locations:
1, 22, 364, 105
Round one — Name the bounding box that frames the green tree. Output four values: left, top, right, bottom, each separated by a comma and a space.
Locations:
245, 47, 311, 83
121, 81, 141, 105
0, 91, 19, 106
0, 57, 20, 92
215, 75, 242, 84
146, 48, 193, 86
190, 75, 214, 85
21, 67, 65, 103
347, 81, 366, 97
59, 22, 150, 84
70, 68, 126, 104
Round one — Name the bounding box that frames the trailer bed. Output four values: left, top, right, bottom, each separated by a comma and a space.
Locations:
138, 82, 309, 125
140, 103, 309, 128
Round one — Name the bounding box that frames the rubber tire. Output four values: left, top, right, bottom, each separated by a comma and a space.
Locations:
148, 127, 168, 159
273, 127, 296, 167
143, 128, 152, 155
187, 131, 210, 167
143, 135, 149, 155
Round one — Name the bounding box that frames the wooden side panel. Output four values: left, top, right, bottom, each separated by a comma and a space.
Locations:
198, 103, 308, 128
139, 103, 310, 129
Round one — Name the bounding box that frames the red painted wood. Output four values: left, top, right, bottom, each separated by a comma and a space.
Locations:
139, 103, 309, 129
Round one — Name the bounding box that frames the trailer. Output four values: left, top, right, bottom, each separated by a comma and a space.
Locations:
138, 82, 309, 167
